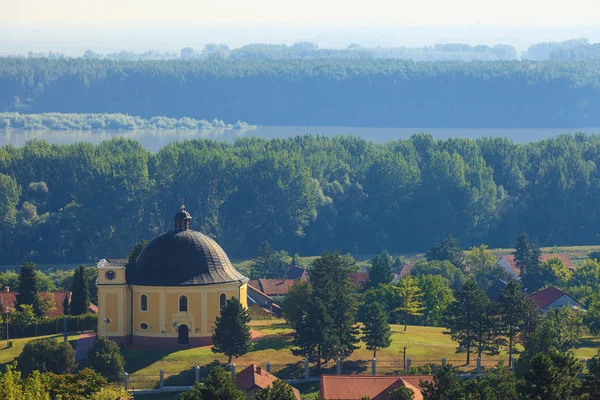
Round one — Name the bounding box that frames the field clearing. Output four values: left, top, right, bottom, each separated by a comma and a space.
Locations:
0, 333, 82, 368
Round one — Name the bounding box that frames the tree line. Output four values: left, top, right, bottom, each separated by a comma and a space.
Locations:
1, 58, 599, 127
0, 112, 255, 131
4, 133, 600, 263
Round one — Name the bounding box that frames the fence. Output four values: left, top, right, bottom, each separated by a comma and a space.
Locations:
117, 356, 510, 392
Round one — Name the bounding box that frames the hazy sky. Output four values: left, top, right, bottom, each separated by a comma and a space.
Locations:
4, 0, 600, 26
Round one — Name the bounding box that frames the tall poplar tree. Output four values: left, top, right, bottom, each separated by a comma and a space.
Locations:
15, 262, 42, 317
362, 302, 392, 358
212, 297, 252, 364
70, 266, 90, 316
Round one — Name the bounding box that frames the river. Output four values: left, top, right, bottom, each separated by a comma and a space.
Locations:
1, 126, 598, 152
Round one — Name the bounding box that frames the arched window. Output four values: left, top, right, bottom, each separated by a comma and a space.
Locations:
179, 295, 188, 312
220, 293, 226, 309
140, 294, 148, 311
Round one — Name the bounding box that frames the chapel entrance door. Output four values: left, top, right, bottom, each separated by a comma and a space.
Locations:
178, 324, 189, 345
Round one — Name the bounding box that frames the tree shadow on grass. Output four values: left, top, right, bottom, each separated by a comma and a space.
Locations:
252, 334, 294, 352
123, 348, 175, 374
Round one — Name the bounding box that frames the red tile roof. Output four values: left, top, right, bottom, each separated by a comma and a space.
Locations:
501, 253, 576, 275
399, 263, 416, 277
350, 272, 369, 288
0, 291, 97, 318
320, 375, 431, 400
236, 364, 300, 399
248, 279, 298, 296
529, 286, 576, 309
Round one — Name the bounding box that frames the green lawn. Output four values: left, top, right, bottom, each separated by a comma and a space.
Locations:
0, 333, 82, 368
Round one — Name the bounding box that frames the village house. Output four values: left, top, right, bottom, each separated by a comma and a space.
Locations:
235, 364, 301, 399
320, 374, 432, 400
496, 253, 576, 279
528, 286, 585, 313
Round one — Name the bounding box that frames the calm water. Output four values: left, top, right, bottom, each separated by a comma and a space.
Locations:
1, 126, 598, 152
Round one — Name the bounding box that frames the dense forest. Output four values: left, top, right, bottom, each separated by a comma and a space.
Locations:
0, 112, 255, 131
1, 133, 600, 264
1, 58, 599, 127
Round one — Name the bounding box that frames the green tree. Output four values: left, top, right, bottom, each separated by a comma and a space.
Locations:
395, 276, 425, 331
292, 251, 360, 369
466, 245, 507, 289
362, 302, 392, 358
513, 232, 541, 290
212, 297, 252, 364
15, 262, 42, 317
253, 379, 298, 400
17, 337, 77, 377
251, 241, 291, 279
411, 260, 465, 291
583, 354, 600, 399
0, 270, 20, 291
444, 280, 497, 364
178, 366, 245, 400
416, 275, 454, 326
8, 303, 36, 335
127, 240, 148, 264
464, 365, 517, 400
282, 280, 312, 330
497, 281, 529, 366
0, 366, 49, 400
520, 348, 583, 400
426, 236, 465, 269
420, 364, 465, 400
389, 386, 415, 400
368, 250, 394, 287
70, 266, 90, 316
540, 257, 572, 285
87, 336, 125, 378
45, 368, 107, 400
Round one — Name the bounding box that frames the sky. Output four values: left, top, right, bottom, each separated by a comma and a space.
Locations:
1, 0, 599, 55
4, 0, 600, 26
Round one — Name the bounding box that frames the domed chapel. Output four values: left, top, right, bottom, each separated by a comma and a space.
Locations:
97, 205, 249, 346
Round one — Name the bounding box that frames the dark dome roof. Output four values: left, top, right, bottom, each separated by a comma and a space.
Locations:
174, 209, 191, 220
127, 230, 247, 286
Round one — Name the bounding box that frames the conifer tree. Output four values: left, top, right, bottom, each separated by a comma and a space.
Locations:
362, 302, 392, 358
520, 348, 583, 400
212, 297, 252, 364
395, 276, 425, 331
498, 280, 528, 366
444, 280, 493, 364
513, 232, 541, 289
368, 250, 394, 287
292, 251, 360, 369
15, 262, 42, 317
179, 366, 245, 400
70, 266, 90, 316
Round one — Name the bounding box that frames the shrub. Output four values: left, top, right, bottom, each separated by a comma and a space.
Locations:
87, 336, 125, 378
17, 337, 77, 377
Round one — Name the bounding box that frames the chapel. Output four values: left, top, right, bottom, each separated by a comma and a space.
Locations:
97, 205, 249, 346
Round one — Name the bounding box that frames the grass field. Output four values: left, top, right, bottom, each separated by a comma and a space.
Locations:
0, 332, 82, 368
120, 318, 599, 389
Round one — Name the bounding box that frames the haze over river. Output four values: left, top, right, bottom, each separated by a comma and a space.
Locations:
1, 126, 598, 152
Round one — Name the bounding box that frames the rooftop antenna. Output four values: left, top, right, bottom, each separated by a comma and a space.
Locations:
181, 197, 185, 210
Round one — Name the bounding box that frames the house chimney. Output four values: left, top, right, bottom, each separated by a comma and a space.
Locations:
256, 366, 262, 374
4, 287, 8, 293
